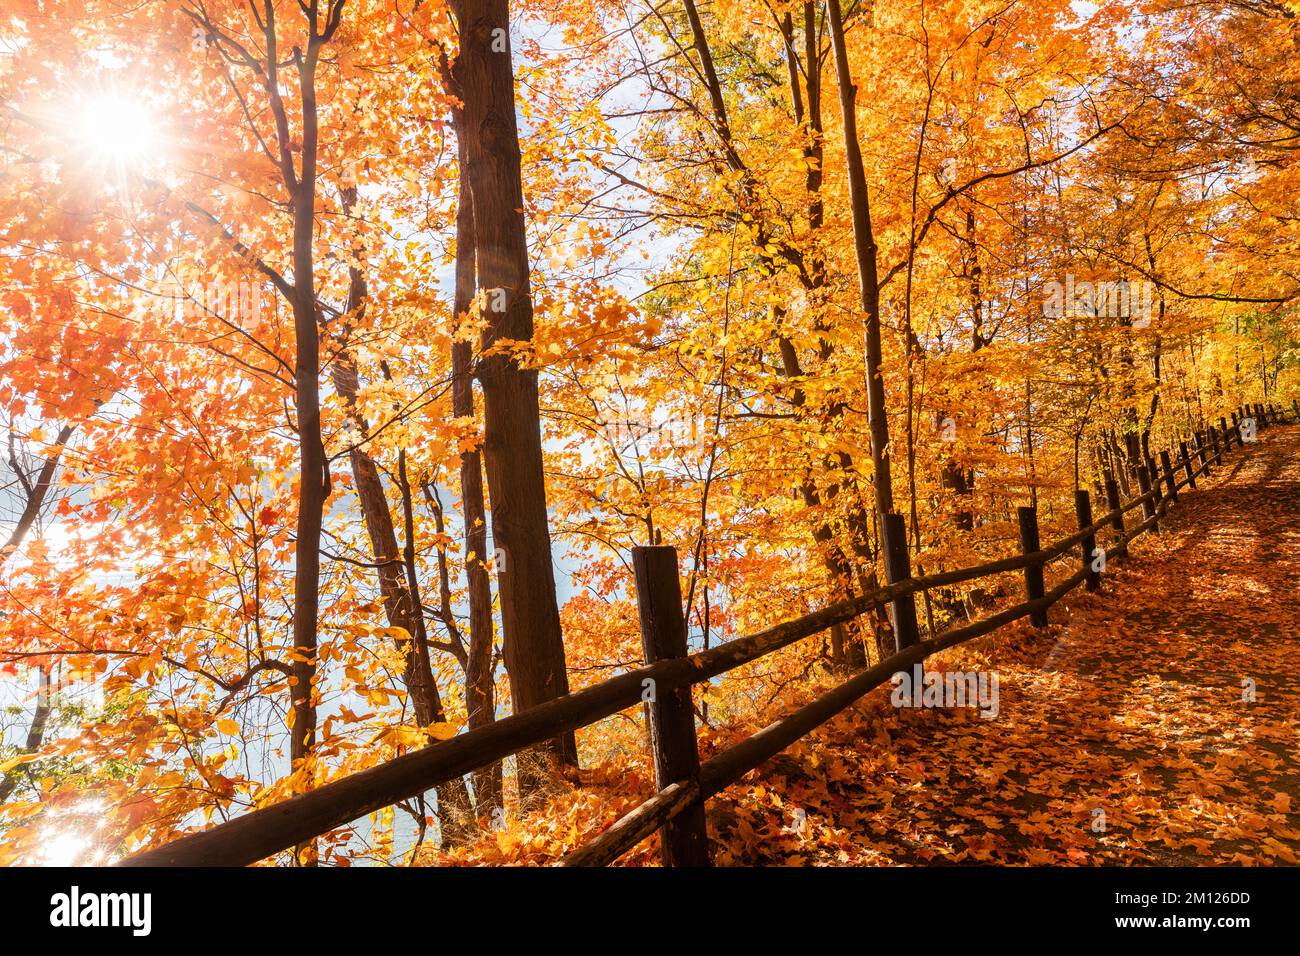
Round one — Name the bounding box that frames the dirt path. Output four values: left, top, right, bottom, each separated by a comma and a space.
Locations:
709, 425, 1300, 865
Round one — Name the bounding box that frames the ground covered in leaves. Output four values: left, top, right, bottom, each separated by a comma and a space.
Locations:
433, 426, 1300, 867
706, 425, 1300, 865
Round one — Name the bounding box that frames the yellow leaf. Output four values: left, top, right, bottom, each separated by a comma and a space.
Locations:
389, 725, 426, 747
426, 722, 458, 741
0, 753, 40, 774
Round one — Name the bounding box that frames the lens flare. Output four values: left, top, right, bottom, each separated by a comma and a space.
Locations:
73, 94, 158, 167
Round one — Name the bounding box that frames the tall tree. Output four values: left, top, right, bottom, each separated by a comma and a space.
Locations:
450, 132, 504, 814
452, 0, 577, 782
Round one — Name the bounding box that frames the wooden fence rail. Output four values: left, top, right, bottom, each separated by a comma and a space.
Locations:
120, 404, 1295, 867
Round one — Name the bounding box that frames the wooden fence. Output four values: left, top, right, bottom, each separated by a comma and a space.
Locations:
120, 401, 1298, 867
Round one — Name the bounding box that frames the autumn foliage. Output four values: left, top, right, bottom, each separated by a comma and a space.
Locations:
0, 0, 1297, 866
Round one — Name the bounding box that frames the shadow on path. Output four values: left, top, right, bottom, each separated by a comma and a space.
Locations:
709, 427, 1300, 866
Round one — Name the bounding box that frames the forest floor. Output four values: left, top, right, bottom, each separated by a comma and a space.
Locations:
706, 424, 1300, 865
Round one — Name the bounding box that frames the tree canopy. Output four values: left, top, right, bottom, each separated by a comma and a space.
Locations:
0, 0, 1296, 866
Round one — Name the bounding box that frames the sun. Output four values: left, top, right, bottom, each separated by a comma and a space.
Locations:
39, 830, 88, 867
72, 93, 159, 168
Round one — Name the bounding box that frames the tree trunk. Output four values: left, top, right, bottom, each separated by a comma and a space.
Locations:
938, 205, 987, 534
0, 668, 50, 804
328, 228, 476, 843
452, 133, 504, 816
453, 0, 577, 793
774, 11, 873, 665
826, 0, 894, 522
2, 423, 76, 559
288, 40, 325, 868
826, 0, 906, 654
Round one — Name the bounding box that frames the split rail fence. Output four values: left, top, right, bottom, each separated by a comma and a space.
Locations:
121, 400, 1298, 867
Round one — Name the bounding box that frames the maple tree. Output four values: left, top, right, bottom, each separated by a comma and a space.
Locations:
0, 0, 1297, 867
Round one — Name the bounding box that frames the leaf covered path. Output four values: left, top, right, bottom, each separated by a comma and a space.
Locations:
709, 426, 1300, 866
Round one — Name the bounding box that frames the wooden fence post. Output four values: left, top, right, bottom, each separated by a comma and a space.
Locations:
631, 545, 711, 867
1195, 431, 1210, 471
1104, 471, 1128, 560
1231, 410, 1241, 443
1221, 416, 1233, 451
1180, 440, 1195, 489
1075, 490, 1099, 592
882, 512, 921, 650
1136, 464, 1158, 531
1017, 506, 1048, 627
1159, 450, 1178, 504
1292, 399, 1299, 422
1146, 454, 1164, 511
